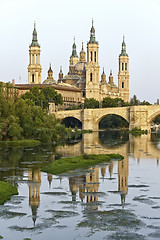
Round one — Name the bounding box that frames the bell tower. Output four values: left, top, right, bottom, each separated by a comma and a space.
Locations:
118, 36, 129, 102
28, 22, 42, 84
85, 20, 100, 100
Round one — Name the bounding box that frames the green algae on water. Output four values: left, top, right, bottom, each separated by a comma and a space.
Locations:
42, 153, 123, 175
0, 139, 40, 148
0, 181, 18, 205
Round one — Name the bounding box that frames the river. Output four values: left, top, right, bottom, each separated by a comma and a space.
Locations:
0, 131, 160, 240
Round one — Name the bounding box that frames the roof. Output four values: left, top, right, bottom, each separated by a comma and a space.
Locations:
15, 84, 81, 92
63, 74, 81, 80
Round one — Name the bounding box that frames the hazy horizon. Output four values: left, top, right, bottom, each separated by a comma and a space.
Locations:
0, 0, 160, 103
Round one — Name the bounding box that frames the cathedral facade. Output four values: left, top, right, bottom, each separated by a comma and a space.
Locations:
27, 21, 129, 104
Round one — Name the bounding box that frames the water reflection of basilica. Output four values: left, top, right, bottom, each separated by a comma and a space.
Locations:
28, 168, 55, 225
69, 157, 128, 207
27, 132, 160, 224
28, 168, 41, 225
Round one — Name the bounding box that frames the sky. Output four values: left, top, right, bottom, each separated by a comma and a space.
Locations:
0, 0, 160, 103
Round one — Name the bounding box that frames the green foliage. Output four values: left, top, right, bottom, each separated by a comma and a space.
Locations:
84, 98, 99, 109
0, 115, 22, 141
0, 139, 40, 147
41, 87, 63, 108
128, 127, 148, 136
153, 115, 160, 124
0, 92, 66, 143
129, 95, 140, 106
0, 181, 18, 205
66, 104, 81, 110
22, 86, 63, 109
129, 95, 151, 106
99, 114, 129, 129
42, 154, 124, 175
102, 97, 126, 108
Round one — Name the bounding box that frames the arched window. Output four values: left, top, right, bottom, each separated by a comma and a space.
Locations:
32, 54, 34, 64
32, 74, 34, 82
122, 82, 124, 88
94, 51, 96, 62
122, 63, 124, 71
90, 51, 92, 62
36, 54, 38, 64
125, 63, 127, 71
90, 72, 92, 81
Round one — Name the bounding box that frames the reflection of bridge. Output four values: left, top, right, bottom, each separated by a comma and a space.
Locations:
53, 105, 160, 131
56, 132, 160, 160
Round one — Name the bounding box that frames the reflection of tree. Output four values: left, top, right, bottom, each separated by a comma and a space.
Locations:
151, 132, 160, 150
0, 145, 56, 181
61, 117, 82, 128
99, 114, 129, 129
99, 130, 129, 148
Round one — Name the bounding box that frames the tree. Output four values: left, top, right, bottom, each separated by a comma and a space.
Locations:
40, 87, 63, 108
84, 98, 99, 109
129, 95, 140, 106
129, 95, 151, 106
140, 100, 151, 106
22, 86, 63, 109
102, 97, 126, 108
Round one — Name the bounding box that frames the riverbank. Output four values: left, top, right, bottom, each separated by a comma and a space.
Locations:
0, 181, 18, 205
42, 154, 123, 175
0, 139, 41, 148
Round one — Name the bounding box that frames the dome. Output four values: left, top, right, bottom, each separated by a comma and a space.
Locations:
63, 74, 81, 80
42, 79, 56, 84
74, 62, 86, 71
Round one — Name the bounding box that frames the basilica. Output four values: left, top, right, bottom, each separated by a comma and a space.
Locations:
16, 21, 129, 105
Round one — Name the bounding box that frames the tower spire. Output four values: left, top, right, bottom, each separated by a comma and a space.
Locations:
89, 19, 97, 43
31, 22, 39, 46
80, 41, 86, 62
120, 35, 128, 56
71, 37, 78, 57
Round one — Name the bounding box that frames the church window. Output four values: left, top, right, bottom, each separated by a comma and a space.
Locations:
32, 74, 34, 82
122, 82, 124, 88
90, 73, 92, 81
36, 54, 38, 64
122, 63, 124, 71
94, 51, 96, 62
32, 54, 34, 64
90, 51, 92, 62
122, 178, 123, 187
90, 174, 92, 181
125, 63, 127, 70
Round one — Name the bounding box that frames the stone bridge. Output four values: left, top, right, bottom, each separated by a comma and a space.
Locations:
56, 132, 160, 160
52, 105, 160, 131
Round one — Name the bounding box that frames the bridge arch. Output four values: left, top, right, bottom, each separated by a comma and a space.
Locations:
98, 114, 129, 129
61, 116, 82, 129
148, 110, 160, 124
96, 112, 129, 130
